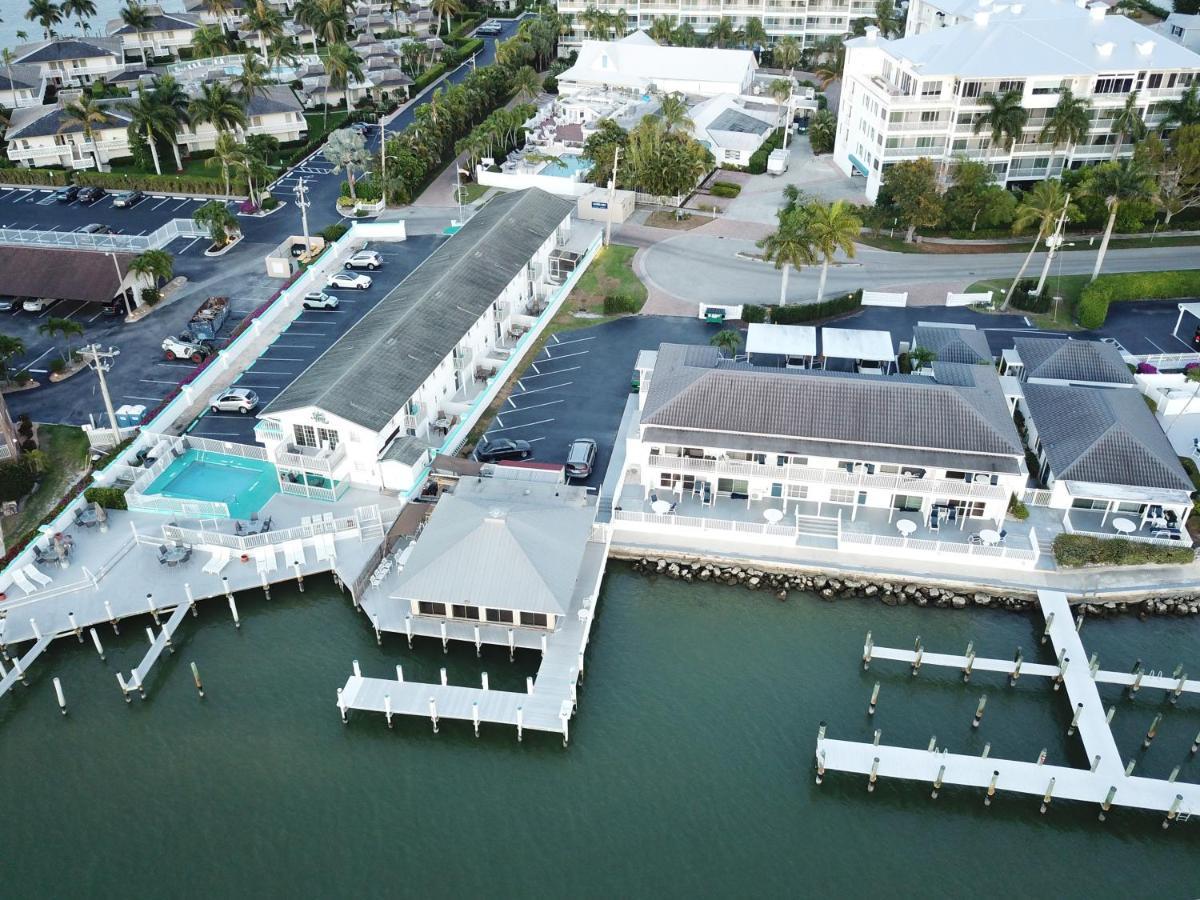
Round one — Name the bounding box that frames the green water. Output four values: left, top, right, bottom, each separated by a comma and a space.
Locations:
3, 565, 1198, 898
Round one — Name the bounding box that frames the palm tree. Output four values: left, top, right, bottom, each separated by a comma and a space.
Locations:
234, 51, 271, 101
188, 81, 247, 135
128, 249, 173, 302
151, 74, 189, 170
60, 0, 97, 34
1038, 87, 1090, 175
1109, 91, 1145, 159
707, 16, 735, 48
973, 89, 1028, 156
874, 0, 901, 37
807, 200, 861, 302
37, 317, 84, 363
743, 16, 767, 49
0, 335, 27, 384
243, 0, 284, 59
1087, 158, 1154, 281
323, 43, 362, 129
512, 65, 541, 103
1004, 178, 1070, 307
812, 38, 845, 90
909, 346, 937, 371
206, 0, 235, 32
774, 36, 801, 75
293, 0, 327, 51
647, 16, 673, 44
658, 92, 692, 133
769, 78, 792, 146
58, 95, 108, 170
122, 89, 171, 175
671, 21, 697, 47
205, 130, 243, 195
710, 329, 742, 358
25, 0, 63, 38
193, 200, 239, 247
191, 24, 228, 59
119, 1, 153, 66
1161, 84, 1200, 130
757, 210, 816, 307
431, 0, 462, 36
268, 36, 302, 72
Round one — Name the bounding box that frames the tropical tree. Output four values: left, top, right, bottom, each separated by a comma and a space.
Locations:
774, 35, 801, 75
769, 78, 792, 145
37, 317, 84, 363
1038, 87, 1090, 174
243, 0, 284, 58
1162, 83, 1200, 130
25, 0, 63, 38
808, 108, 836, 154
0, 335, 27, 384
512, 65, 541, 102
205, 0, 235, 31
234, 51, 271, 101
58, 95, 107, 170
658, 92, 693, 133
874, 0, 901, 37
582, 118, 628, 187
431, 0, 463, 36
647, 16, 674, 44
325, 127, 372, 201
151, 74, 189, 170
193, 200, 240, 247
128, 249, 173, 303
1004, 178, 1072, 307
122, 89, 173, 175
496, 36, 534, 69
119, 0, 153, 66
973, 89, 1028, 155
268, 35, 302, 72
811, 35, 845, 89
757, 207, 817, 306
743, 16, 768, 48
942, 158, 1016, 232
707, 16, 736, 48
60, 0, 97, 33
710, 329, 743, 357
909, 346, 937, 370
1086, 157, 1155, 281
323, 42, 363, 129
293, 0, 331, 50
1138, 125, 1200, 225
625, 115, 712, 197
671, 21, 697, 47
1109, 90, 1145, 159
191, 24, 228, 59
188, 81, 247, 135
878, 157, 942, 242
205, 130, 244, 195
807, 200, 861, 302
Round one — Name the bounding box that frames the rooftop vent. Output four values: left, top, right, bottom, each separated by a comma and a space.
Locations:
1095, 40, 1115, 55
973, 10, 990, 25
864, 24, 880, 40
1136, 39, 1155, 54
1088, 2, 1106, 19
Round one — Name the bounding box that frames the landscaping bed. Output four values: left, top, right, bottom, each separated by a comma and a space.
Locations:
1052, 533, 1195, 567
645, 210, 712, 231
565, 244, 647, 315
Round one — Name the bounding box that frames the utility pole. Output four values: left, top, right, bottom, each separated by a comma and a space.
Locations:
83, 344, 121, 443
1035, 193, 1071, 297
294, 176, 311, 251
605, 146, 621, 248
111, 252, 133, 316
456, 165, 471, 226
378, 120, 387, 209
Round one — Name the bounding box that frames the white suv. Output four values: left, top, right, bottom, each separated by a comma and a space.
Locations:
303, 291, 340, 309
327, 272, 372, 290
345, 250, 382, 270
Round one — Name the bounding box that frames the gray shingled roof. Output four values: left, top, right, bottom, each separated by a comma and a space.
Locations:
263, 189, 572, 431
392, 479, 595, 615
913, 325, 992, 365
643, 343, 1023, 460
7, 103, 131, 140
1016, 337, 1135, 385
381, 434, 432, 466
0, 64, 43, 92
710, 108, 771, 135
1023, 383, 1192, 492
109, 12, 200, 33
246, 85, 302, 116
16, 38, 121, 64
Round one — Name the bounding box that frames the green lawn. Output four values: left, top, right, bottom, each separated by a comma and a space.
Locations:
304, 110, 350, 144
860, 232, 1200, 255
566, 244, 647, 314
966, 275, 1089, 331
456, 182, 490, 204
2, 425, 90, 551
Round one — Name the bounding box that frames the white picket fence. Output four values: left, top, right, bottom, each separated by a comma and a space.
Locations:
946, 291, 992, 307
862, 291, 908, 307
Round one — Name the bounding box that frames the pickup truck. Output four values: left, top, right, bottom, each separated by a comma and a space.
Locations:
162, 334, 213, 363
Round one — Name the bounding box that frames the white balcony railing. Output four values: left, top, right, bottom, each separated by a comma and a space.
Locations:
274, 440, 346, 474
647, 453, 1009, 501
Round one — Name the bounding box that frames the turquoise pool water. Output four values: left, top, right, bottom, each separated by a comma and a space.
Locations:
145, 449, 279, 518
541, 154, 592, 178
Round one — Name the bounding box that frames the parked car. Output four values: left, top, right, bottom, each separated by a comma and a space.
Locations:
112, 189, 145, 208
0, 297, 15, 312
476, 438, 532, 463
349, 121, 373, 135
565, 438, 597, 478
344, 250, 382, 270
162, 334, 213, 363
77, 223, 112, 235
477, 20, 502, 34
52, 185, 80, 203
303, 291, 340, 310
22, 298, 53, 312
209, 387, 259, 414
327, 271, 372, 290
78, 186, 106, 204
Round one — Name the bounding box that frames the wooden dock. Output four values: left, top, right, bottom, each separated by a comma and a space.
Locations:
816, 590, 1197, 823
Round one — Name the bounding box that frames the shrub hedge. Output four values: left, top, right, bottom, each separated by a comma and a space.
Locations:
413, 63, 448, 94
766, 290, 862, 325
1077, 270, 1200, 328
1009, 279, 1053, 313
741, 305, 767, 323
709, 181, 742, 198
602, 293, 642, 315
74, 169, 240, 196
1053, 533, 1194, 567
83, 486, 128, 510
0, 166, 70, 186
0, 461, 36, 503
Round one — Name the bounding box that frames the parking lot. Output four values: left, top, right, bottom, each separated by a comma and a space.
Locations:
0, 185, 224, 238
476, 316, 715, 489
185, 235, 442, 442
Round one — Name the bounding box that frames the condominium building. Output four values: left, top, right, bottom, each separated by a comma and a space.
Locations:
833, 1, 1200, 201
902, 0, 1091, 36
555, 0, 877, 51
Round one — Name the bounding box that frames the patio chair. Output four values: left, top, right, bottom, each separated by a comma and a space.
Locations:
998, 530, 1008, 544
967, 534, 983, 545
21, 565, 51, 587
649, 492, 659, 505
32, 546, 56, 565
928, 510, 940, 532
667, 501, 678, 514
260, 517, 273, 533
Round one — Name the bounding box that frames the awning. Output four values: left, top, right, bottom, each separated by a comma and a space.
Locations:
848, 153, 869, 177
746, 323, 817, 358
821, 327, 894, 362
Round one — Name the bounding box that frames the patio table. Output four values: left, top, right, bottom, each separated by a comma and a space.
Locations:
763, 508, 784, 524
896, 519, 916, 537
1112, 517, 1136, 535
978, 528, 1001, 546
161, 545, 191, 567
651, 500, 671, 515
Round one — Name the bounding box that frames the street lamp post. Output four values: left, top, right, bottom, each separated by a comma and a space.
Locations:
82, 344, 121, 443
111, 252, 133, 316
293, 176, 311, 250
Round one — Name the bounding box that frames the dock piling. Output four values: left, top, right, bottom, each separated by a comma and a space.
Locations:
1106, 706, 1116, 725
1191, 729, 1199, 755
526, 676, 534, 695
481, 672, 489, 691
132, 670, 144, 698
962, 640, 975, 682
337, 687, 346, 723
868, 757, 879, 792
259, 571, 270, 600
68, 612, 82, 643
395, 664, 404, 683
1041, 612, 1054, 645
541, 634, 548, 657
440, 620, 448, 654
293, 563, 304, 592
1036, 748, 1047, 766
14, 655, 26, 685
1010, 648, 1022, 686
1091, 755, 1101, 773
428, 697, 438, 733
104, 600, 119, 634
862, 631, 873, 670
982, 742, 991, 760
1164, 795, 1184, 829
439, 667, 447, 686
53, 677, 66, 716
352, 660, 361, 677
116, 672, 130, 703
472, 701, 480, 737
1052, 650, 1067, 691
1099, 786, 1116, 821
1129, 661, 1144, 696
474, 625, 481, 658
873, 728, 881, 747
1088, 652, 1099, 678
29, 618, 41, 641
931, 764, 945, 799
1068, 702, 1083, 736
1040, 777, 1055, 814
1143, 713, 1163, 748
561, 711, 570, 748
516, 705, 524, 742
404, 615, 412, 649
145, 626, 156, 647
147, 594, 160, 626
227, 595, 240, 628
984, 770, 999, 807
1169, 765, 1180, 784
911, 636, 922, 676
927, 736, 937, 753
1075, 609, 1085, 633
185, 583, 196, 616
1125, 760, 1137, 776
384, 693, 392, 729
972, 694, 987, 728
868, 681, 880, 716
507, 628, 515, 662
818, 721, 827, 743
1171, 671, 1187, 705
815, 749, 825, 784
90, 628, 105, 661
190, 661, 204, 698
372, 614, 381, 646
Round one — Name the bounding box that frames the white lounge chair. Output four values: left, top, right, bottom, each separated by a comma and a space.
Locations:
255, 547, 278, 575
315, 534, 337, 563
202, 548, 231, 575
12, 570, 38, 595
21, 565, 51, 587
281, 539, 306, 569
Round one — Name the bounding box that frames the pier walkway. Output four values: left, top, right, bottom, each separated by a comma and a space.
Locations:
816, 590, 1198, 822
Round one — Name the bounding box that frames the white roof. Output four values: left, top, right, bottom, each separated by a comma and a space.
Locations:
821, 328, 895, 362
863, 6, 1200, 76
558, 40, 757, 92
746, 323, 817, 357
690, 93, 778, 151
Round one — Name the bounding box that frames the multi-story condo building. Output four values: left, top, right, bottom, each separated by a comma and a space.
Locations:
556, 0, 878, 51
106, 7, 203, 62
902, 0, 1091, 36
11, 38, 126, 88
833, 2, 1200, 201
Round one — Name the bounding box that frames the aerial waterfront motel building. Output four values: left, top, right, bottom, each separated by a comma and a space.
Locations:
833, 0, 1200, 201
255, 189, 591, 496
555, 0, 877, 50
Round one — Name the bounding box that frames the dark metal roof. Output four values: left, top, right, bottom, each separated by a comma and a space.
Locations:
7, 103, 131, 140
912, 324, 992, 365
1015, 337, 1135, 385
381, 434, 433, 465
0, 64, 43, 92
1023, 383, 1192, 491
263, 189, 573, 431
109, 12, 200, 33
0, 246, 134, 303
709, 108, 770, 135
16, 38, 121, 64
245, 85, 302, 116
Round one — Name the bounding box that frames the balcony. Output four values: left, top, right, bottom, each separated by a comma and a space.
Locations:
273, 440, 346, 475
646, 453, 1009, 501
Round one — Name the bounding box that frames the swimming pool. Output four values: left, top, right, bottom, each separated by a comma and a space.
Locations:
540, 154, 593, 178
143, 450, 280, 519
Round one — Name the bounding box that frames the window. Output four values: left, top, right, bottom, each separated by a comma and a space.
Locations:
892, 494, 922, 511
920, 82, 941, 98
418, 601, 446, 616
317, 427, 339, 449
1094, 75, 1134, 94
716, 478, 750, 496
996, 80, 1024, 94
451, 604, 480, 620
485, 608, 514, 624
1148, 73, 1163, 88
520, 611, 549, 628
294, 424, 317, 447
959, 81, 981, 99
919, 110, 939, 122
829, 488, 855, 504
915, 136, 935, 148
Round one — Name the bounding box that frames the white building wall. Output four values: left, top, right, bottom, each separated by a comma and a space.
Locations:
7, 124, 132, 170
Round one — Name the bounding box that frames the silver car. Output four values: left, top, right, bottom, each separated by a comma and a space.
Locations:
209, 387, 259, 414
345, 250, 382, 270
303, 291, 340, 310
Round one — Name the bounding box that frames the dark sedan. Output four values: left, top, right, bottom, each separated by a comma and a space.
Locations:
52, 185, 80, 203
78, 186, 106, 204
476, 438, 532, 463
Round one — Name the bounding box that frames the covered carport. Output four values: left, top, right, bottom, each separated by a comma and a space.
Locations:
820, 327, 895, 374
0, 245, 143, 315
745, 323, 817, 368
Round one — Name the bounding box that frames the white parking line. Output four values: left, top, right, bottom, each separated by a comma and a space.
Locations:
242, 369, 295, 375
180, 237, 202, 254
86, 308, 108, 323
1144, 337, 1168, 353
171, 198, 191, 211
55, 301, 88, 319
548, 335, 596, 348
505, 399, 564, 414
487, 418, 554, 433
140, 378, 185, 385
0, 190, 16, 201
14, 190, 35, 202
510, 381, 571, 399
124, 394, 167, 402
24, 347, 58, 369
541, 349, 590, 363
151, 197, 172, 209
255, 356, 305, 362
519, 365, 580, 379
37, 301, 62, 318
270, 344, 318, 349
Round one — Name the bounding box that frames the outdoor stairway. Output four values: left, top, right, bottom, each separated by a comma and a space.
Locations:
596, 495, 614, 524
795, 515, 840, 549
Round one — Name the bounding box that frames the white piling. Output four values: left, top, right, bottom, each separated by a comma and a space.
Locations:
561, 711, 570, 747
1088, 652, 1099, 678
105, 600, 119, 633
185, 582, 197, 615
1040, 777, 1055, 814
868, 757, 880, 792
1099, 785, 1116, 821
1169, 765, 1181, 783
372, 614, 381, 646
927, 735, 937, 753
526, 676, 534, 695
474, 624, 481, 657
1130, 662, 1144, 696
0, 658, 6, 678
1170, 671, 1187, 705
1143, 713, 1163, 748
481, 672, 489, 691
144, 626, 155, 647
868, 681, 880, 716
1010, 648, 1022, 686
395, 664, 404, 683
428, 697, 439, 733
190, 661, 204, 698
29, 618, 41, 641
384, 693, 393, 728
53, 677, 66, 715
1041, 612, 1054, 644
982, 742, 991, 759
1164, 794, 1184, 829
962, 640, 975, 682
259, 570, 271, 600
228, 594, 240, 628
815, 749, 826, 784
1075, 609, 1085, 633
68, 612, 82, 642
985, 770, 999, 807
222, 576, 233, 602
404, 614, 413, 648
1068, 702, 1083, 736
472, 701, 480, 737
862, 631, 873, 670
440, 620, 448, 653
1106, 706, 1116, 724
507, 628, 515, 662
541, 634, 548, 657
1052, 650, 1066, 690
90, 628, 105, 661
516, 705, 524, 742
132, 670, 144, 698
1091, 755, 1101, 773
873, 728, 881, 747
931, 764, 945, 799
1191, 729, 1200, 755
352, 659, 361, 677
116, 672, 130, 703
14, 655, 26, 685
293, 562, 304, 592
973, 694, 987, 728
1125, 759, 1137, 776
1037, 748, 1047, 766
911, 636, 923, 676
337, 687, 346, 723
439, 667, 447, 686
147, 593, 160, 626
